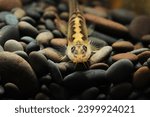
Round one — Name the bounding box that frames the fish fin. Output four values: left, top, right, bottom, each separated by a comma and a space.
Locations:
54, 14, 68, 36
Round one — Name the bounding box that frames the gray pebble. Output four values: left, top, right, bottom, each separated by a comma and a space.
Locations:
4, 40, 24, 52
21, 36, 35, 44
106, 59, 134, 83
14, 51, 29, 62
45, 19, 56, 31
21, 16, 36, 26
26, 41, 40, 54
5, 14, 18, 25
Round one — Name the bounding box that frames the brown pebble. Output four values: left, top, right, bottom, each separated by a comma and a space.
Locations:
112, 41, 134, 52
141, 35, 150, 44
84, 13, 128, 36
137, 51, 150, 63
129, 16, 150, 39
39, 47, 63, 62
12, 8, 26, 19
36, 31, 54, 46
0, 0, 22, 11
133, 66, 150, 89
50, 38, 67, 47
112, 53, 138, 62
134, 42, 144, 50
44, 6, 57, 13
90, 63, 109, 70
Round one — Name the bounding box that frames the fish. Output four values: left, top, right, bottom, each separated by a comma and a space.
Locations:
66, 0, 92, 63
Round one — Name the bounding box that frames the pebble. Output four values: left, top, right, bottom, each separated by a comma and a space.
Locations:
21, 16, 36, 26
112, 53, 138, 63
52, 30, 63, 38
0, 45, 4, 52
58, 3, 68, 12
12, 8, 26, 19
110, 83, 133, 99
106, 59, 134, 83
45, 19, 56, 31
112, 41, 134, 52
0, 11, 12, 22
142, 35, 150, 44
133, 66, 150, 89
137, 51, 150, 63
50, 38, 67, 47
43, 11, 56, 20
90, 46, 112, 64
48, 83, 68, 99
129, 16, 150, 39
90, 63, 109, 70
4, 83, 21, 99
130, 48, 150, 55
21, 36, 35, 44
110, 9, 136, 24
14, 51, 29, 62
35, 92, 50, 100
147, 58, 150, 68
60, 12, 69, 21
26, 41, 40, 54
84, 13, 128, 37
0, 52, 38, 97
96, 94, 107, 100
18, 21, 38, 38
36, 31, 54, 46
39, 74, 52, 85
63, 70, 107, 90
134, 42, 144, 50
4, 40, 24, 52
48, 59, 63, 84
4, 14, 18, 25
81, 87, 99, 100
40, 48, 63, 62
29, 52, 50, 77
0, 25, 20, 45
0, 0, 22, 11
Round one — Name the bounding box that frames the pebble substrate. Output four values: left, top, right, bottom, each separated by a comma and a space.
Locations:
0, 0, 150, 100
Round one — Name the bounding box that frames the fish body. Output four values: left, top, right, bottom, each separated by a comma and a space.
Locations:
66, 0, 91, 63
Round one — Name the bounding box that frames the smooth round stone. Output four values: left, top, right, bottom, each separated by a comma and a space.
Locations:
91, 31, 117, 45
133, 66, 150, 89
45, 19, 56, 31
60, 12, 69, 21
110, 9, 136, 24
142, 35, 150, 44
112, 53, 138, 63
96, 94, 107, 100
21, 36, 35, 44
81, 87, 99, 100
112, 41, 134, 52
12, 8, 26, 19
0, 52, 38, 97
106, 59, 134, 83
129, 16, 150, 39
26, 41, 40, 54
90, 46, 112, 64
29, 52, 50, 77
89, 37, 108, 49
44, 6, 57, 13
137, 51, 150, 63
39, 74, 52, 85
50, 38, 67, 47
49, 83, 68, 99
5, 14, 18, 26
21, 16, 36, 26
0, 45, 4, 52
36, 31, 54, 45
14, 51, 29, 62
40, 85, 50, 95
58, 3, 68, 12
48, 59, 63, 84
0, 85, 5, 98
131, 48, 150, 55
84, 13, 128, 37
18, 21, 38, 38
35, 92, 50, 100
0, 0, 22, 11
90, 63, 109, 70
0, 11, 12, 22
110, 83, 133, 99
4, 83, 21, 99
40, 48, 62, 62
43, 11, 56, 20
52, 30, 63, 38
134, 42, 144, 50
0, 25, 19, 46
4, 40, 24, 52
63, 70, 107, 90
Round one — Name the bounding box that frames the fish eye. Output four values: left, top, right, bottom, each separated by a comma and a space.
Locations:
71, 46, 76, 53
82, 45, 87, 52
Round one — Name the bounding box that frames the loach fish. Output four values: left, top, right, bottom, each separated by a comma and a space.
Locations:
66, 0, 92, 63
